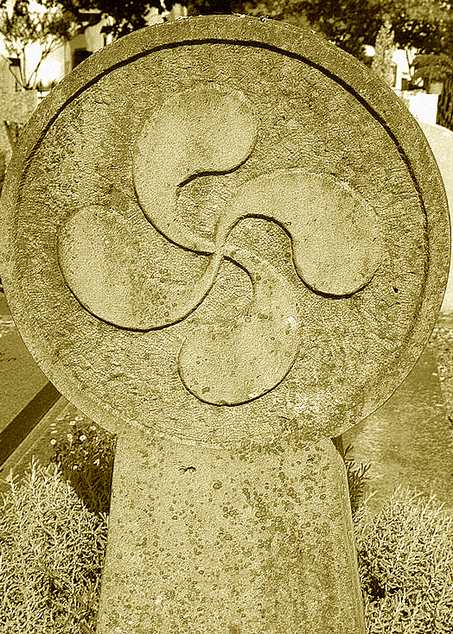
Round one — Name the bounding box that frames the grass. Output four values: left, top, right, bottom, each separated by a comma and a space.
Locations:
0, 423, 451, 633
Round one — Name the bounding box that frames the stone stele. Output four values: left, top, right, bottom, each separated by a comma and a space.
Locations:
1, 15, 449, 634
0, 89, 38, 157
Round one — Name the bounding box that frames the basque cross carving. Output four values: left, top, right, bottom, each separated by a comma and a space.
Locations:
58, 86, 381, 406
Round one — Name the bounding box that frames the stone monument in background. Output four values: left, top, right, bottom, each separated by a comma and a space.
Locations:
0, 89, 38, 154
0, 16, 449, 634
0, 89, 38, 191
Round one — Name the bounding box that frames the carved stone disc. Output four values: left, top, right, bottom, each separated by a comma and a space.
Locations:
1, 16, 449, 445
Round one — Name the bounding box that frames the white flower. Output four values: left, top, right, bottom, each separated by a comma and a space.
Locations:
79, 434, 87, 442
50, 438, 57, 446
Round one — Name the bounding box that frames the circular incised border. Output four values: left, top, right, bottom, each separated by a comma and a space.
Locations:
1, 16, 450, 444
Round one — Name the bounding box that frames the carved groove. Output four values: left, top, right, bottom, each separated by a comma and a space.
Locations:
58, 86, 381, 406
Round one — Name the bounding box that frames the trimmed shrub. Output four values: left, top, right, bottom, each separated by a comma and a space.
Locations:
0, 459, 107, 634
355, 487, 453, 634
1, 423, 451, 634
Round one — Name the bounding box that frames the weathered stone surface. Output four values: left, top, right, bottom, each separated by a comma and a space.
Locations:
0, 90, 38, 159
0, 90, 38, 125
419, 122, 453, 313
97, 431, 363, 634
0, 15, 450, 634
0, 17, 449, 445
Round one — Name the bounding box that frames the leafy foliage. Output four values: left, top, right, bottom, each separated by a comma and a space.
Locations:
48, 419, 115, 516
0, 0, 81, 88
438, 75, 453, 133
58, 0, 164, 38
2, 0, 451, 74
1, 422, 451, 633
388, 0, 452, 56
371, 18, 395, 84
413, 52, 453, 83
412, 52, 453, 130
186, 0, 453, 59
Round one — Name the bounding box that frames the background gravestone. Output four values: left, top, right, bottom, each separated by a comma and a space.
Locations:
0, 16, 449, 634
419, 122, 453, 312
0, 90, 38, 193
0, 90, 38, 155
343, 120, 453, 515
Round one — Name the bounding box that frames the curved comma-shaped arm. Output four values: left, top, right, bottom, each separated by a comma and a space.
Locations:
59, 86, 381, 406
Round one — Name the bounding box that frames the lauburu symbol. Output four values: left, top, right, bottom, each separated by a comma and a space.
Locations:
59, 86, 381, 406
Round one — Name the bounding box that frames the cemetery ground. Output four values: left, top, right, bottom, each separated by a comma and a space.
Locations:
0, 297, 452, 633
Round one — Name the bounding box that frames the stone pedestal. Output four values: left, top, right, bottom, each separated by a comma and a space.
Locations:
97, 430, 364, 633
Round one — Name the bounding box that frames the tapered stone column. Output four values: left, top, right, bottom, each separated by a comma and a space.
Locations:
97, 430, 364, 634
